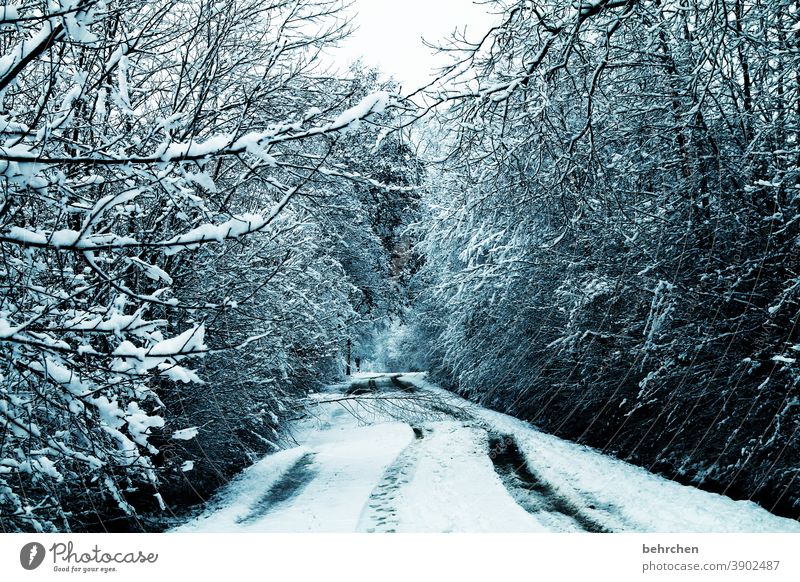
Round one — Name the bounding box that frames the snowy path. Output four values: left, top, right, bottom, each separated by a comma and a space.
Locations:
174, 373, 800, 533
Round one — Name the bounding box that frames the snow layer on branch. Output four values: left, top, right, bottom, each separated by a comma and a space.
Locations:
1, 225, 139, 249
60, 0, 99, 44
94, 398, 163, 458
65, 308, 165, 337
125, 402, 165, 448
159, 131, 280, 164
29, 358, 91, 396
0, 318, 19, 338
172, 427, 199, 441
21, 358, 165, 460
0, 20, 60, 84
161, 214, 266, 254
86, 189, 141, 226
158, 363, 203, 383
93, 396, 126, 430
35, 456, 62, 480
2, 226, 46, 245
0, 145, 47, 190
330, 91, 391, 132
0, 5, 20, 24
185, 171, 218, 192
160, 134, 233, 160
111, 325, 206, 378
127, 257, 173, 285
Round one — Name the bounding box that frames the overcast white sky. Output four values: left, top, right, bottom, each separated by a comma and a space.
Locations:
326, 0, 496, 93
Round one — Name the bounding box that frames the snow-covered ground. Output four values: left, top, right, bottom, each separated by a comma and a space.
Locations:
174, 373, 800, 533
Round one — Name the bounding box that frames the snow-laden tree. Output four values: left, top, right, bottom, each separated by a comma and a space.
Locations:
156, 67, 422, 512
0, 0, 410, 531
410, 0, 800, 518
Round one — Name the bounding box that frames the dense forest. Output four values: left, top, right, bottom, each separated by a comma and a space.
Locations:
1, 0, 798, 532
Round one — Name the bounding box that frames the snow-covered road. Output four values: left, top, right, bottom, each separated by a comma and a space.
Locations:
174, 373, 800, 533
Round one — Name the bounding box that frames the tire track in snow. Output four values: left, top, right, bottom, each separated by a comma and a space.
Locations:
487, 433, 613, 532
346, 379, 377, 395
236, 453, 317, 524
389, 375, 415, 392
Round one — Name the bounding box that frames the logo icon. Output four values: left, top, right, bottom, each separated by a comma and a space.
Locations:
20, 542, 46, 570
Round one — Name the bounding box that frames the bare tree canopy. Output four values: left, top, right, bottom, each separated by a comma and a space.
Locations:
2, 0, 799, 532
